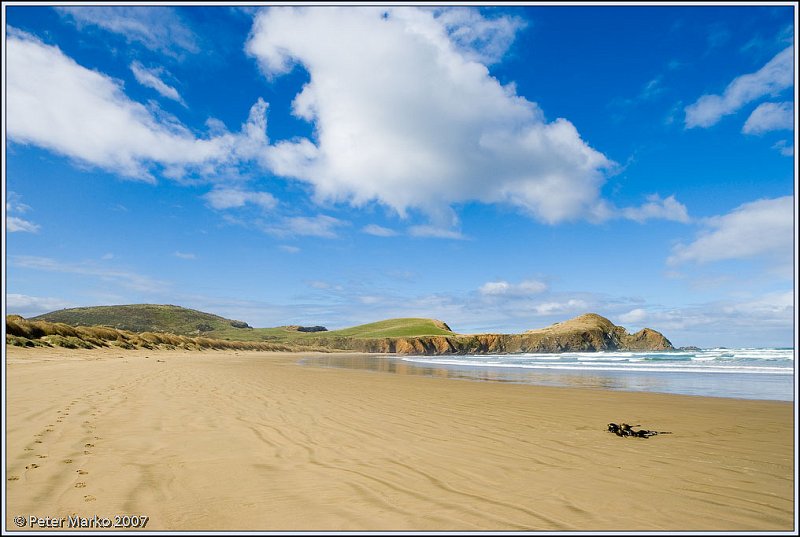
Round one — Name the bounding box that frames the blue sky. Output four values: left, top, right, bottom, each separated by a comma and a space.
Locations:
3, 3, 796, 347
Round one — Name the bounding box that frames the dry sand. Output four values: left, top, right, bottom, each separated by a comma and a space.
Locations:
4, 347, 795, 531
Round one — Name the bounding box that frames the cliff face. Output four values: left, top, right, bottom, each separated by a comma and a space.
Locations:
306, 314, 674, 355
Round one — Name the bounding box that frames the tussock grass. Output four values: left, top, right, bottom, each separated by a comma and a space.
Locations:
5, 315, 327, 353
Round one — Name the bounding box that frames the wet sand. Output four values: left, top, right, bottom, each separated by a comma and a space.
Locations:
4, 347, 795, 531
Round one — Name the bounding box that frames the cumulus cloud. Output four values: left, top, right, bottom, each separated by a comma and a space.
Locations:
620, 194, 690, 223
130, 61, 185, 105
668, 196, 793, 266
246, 7, 672, 227
742, 101, 794, 134
684, 45, 793, 128
204, 188, 277, 211
6, 30, 268, 182
57, 6, 199, 57
432, 7, 526, 65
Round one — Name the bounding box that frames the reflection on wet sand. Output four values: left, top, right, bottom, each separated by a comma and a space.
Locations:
300, 354, 793, 400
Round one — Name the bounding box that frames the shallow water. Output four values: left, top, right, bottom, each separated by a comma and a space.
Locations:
302, 348, 795, 401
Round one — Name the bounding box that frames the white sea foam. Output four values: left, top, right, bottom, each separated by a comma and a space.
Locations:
401, 348, 795, 376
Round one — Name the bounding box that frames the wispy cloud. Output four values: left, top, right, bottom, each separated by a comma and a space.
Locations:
772, 140, 794, 157
130, 61, 186, 105
204, 188, 277, 211
11, 255, 169, 293
408, 225, 467, 240
279, 245, 300, 254
478, 279, 547, 297
620, 194, 690, 224
5, 293, 74, 317
174, 251, 196, 260
57, 6, 199, 58
362, 224, 398, 237
742, 101, 794, 134
6, 192, 40, 233
266, 215, 348, 238
668, 196, 793, 272
684, 45, 793, 128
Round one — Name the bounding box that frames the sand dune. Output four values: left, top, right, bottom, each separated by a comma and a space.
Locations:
5, 348, 795, 531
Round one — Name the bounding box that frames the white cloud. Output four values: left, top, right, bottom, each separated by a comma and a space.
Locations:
57, 6, 199, 57
6, 192, 40, 233
408, 225, 466, 240
174, 251, 196, 260
279, 245, 300, 254
432, 7, 526, 65
130, 61, 185, 105
11, 255, 168, 293
532, 299, 589, 316
668, 196, 793, 267
772, 140, 794, 157
267, 215, 347, 238
610, 291, 794, 347
6, 30, 268, 182
618, 308, 647, 324
362, 224, 398, 237
742, 101, 794, 134
246, 7, 629, 226
620, 194, 691, 224
684, 45, 793, 128
204, 188, 277, 211
5, 294, 74, 317
479, 279, 547, 297
7, 217, 41, 233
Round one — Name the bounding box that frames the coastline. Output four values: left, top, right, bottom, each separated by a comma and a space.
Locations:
5, 347, 795, 531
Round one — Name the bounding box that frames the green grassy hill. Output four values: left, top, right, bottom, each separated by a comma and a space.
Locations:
325, 318, 454, 338
28, 305, 455, 341
31, 304, 252, 336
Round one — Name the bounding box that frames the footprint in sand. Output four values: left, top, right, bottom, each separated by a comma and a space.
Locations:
37, 455, 48, 459
75, 482, 87, 488
25, 463, 39, 469
8, 476, 20, 481
85, 443, 95, 448
84, 495, 96, 502
77, 470, 88, 475
63, 459, 73, 464
84, 450, 92, 455
34, 440, 43, 444
24, 447, 34, 451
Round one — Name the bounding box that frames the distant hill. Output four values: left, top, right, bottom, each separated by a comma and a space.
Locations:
20, 305, 674, 354
325, 318, 454, 338
31, 304, 252, 336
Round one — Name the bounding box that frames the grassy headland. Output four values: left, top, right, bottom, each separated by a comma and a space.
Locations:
13, 304, 674, 354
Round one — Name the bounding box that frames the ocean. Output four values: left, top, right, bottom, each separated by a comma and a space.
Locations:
303, 348, 795, 401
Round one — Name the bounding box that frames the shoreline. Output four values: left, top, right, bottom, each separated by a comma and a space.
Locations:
5, 347, 796, 531
302, 351, 795, 402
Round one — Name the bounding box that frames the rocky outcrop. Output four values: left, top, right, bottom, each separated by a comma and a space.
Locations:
304, 313, 674, 355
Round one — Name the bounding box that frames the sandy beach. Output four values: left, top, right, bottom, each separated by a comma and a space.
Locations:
4, 347, 795, 531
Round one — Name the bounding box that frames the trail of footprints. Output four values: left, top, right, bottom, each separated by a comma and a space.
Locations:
8, 375, 143, 505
